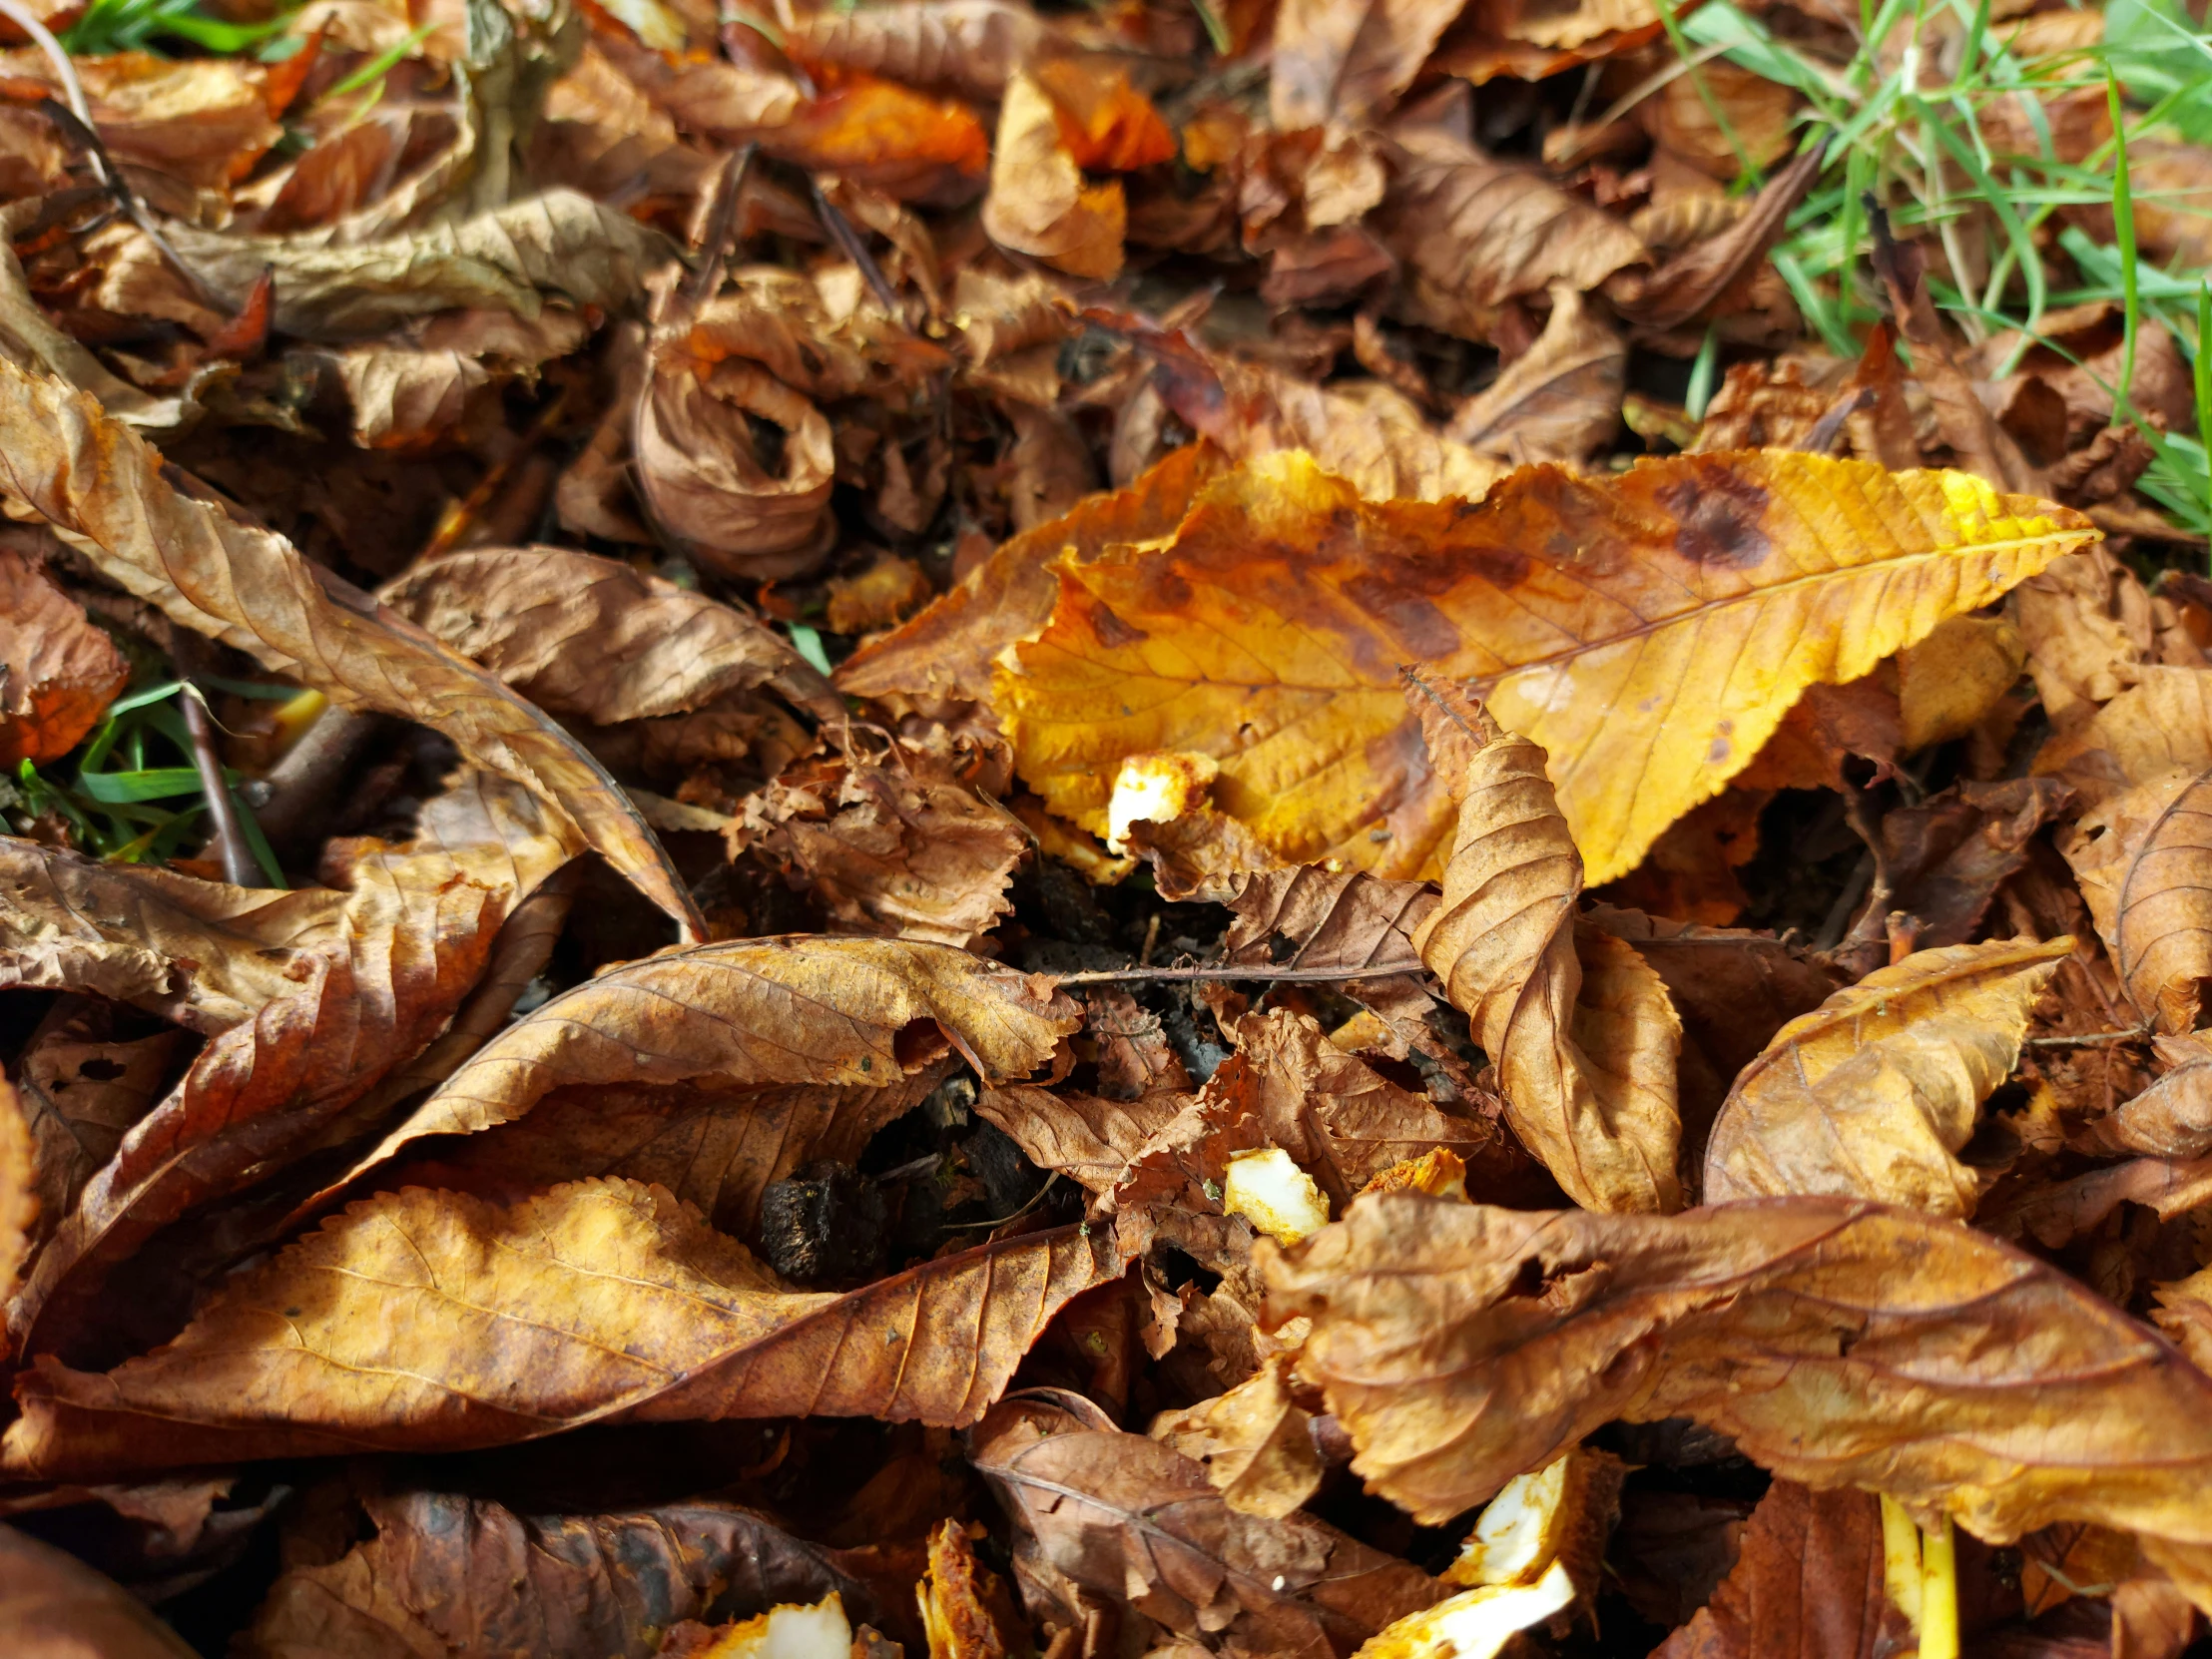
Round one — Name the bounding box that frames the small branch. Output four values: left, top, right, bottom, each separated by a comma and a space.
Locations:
2023, 1026, 2154, 1048
180, 685, 262, 886
677, 142, 758, 321
810, 176, 901, 316
1052, 960, 1425, 987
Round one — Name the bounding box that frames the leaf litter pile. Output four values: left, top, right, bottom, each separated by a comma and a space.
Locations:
14, 0, 2212, 1652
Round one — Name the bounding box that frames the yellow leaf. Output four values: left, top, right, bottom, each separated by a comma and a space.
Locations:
1703, 937, 2072, 1216
993, 448, 2096, 884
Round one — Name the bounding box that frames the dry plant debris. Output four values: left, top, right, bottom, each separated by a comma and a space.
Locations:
5, 0, 2212, 1652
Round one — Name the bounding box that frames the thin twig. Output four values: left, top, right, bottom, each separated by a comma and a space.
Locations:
678, 142, 758, 320
1053, 960, 1425, 987
179, 685, 262, 886
2023, 1026, 2155, 1047
811, 176, 901, 316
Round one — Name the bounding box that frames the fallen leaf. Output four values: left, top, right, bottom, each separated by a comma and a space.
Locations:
0, 1075, 29, 1349
2036, 666, 2212, 809
1406, 676, 1681, 1212
2074, 1035, 2212, 1159
971, 1392, 1442, 1658
379, 543, 839, 727
916, 1517, 1023, 1658
2060, 765, 2212, 1032
1263, 1193, 2212, 1604
783, 0, 1044, 101
1148, 1354, 1323, 1519
316, 307, 593, 448
242, 1484, 908, 1659
1270, 0, 1471, 131
1444, 282, 1625, 464
4, 1177, 1124, 1476
982, 71, 1125, 279
6, 773, 577, 1363
0, 359, 699, 935
166, 190, 675, 339
1379, 126, 1648, 343
1650, 1479, 1913, 1659
2012, 546, 2162, 731
330, 936, 1077, 1191
1702, 938, 2071, 1215
991, 448, 2096, 885
1872, 778, 2074, 950
1607, 144, 1826, 334
0, 549, 128, 768
0, 1521, 196, 1658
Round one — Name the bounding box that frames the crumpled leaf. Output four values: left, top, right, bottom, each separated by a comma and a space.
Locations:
634, 357, 837, 583
2036, 666, 2212, 809
166, 189, 674, 339
1444, 282, 1624, 464
2075, 1034, 2212, 1159
784, 0, 1044, 101
916, 1516, 1023, 1658
971, 1392, 1442, 1658
982, 71, 1125, 279
1407, 677, 1681, 1213
1607, 145, 1826, 334
330, 936, 1078, 1191
0, 548, 128, 768
1148, 1355, 1323, 1519
379, 543, 838, 727
0, 359, 698, 935
1270, 0, 1471, 131
1264, 1193, 2212, 1605
991, 448, 2095, 886
2060, 764, 2212, 1033
1380, 126, 1648, 343
0, 1521, 196, 1658
733, 737, 1027, 947
1649, 1479, 1913, 1659
315, 307, 593, 448
3, 1177, 1125, 1477
1702, 938, 2072, 1216
243, 1485, 905, 1659
4, 774, 577, 1362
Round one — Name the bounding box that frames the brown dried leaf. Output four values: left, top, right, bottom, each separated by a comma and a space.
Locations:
2013, 546, 2160, 731
379, 543, 837, 727
784, 0, 1044, 101
332, 936, 1077, 1192
2075, 1035, 2212, 1159
735, 741, 1026, 946
1270, 0, 1471, 131
971, 1393, 1442, 1658
1264, 1193, 2212, 1605
982, 71, 1125, 279
4, 1178, 1124, 1477
1702, 938, 2071, 1215
2060, 765, 2212, 1033
1409, 677, 1683, 1213
166, 191, 674, 340
0, 548, 129, 768
1381, 126, 1648, 343
918, 1517, 1022, 1659
1650, 1479, 1913, 1659
2037, 666, 2212, 809
1148, 1356, 1323, 1520
6, 775, 577, 1362
1607, 144, 1825, 334
1444, 282, 1625, 464
0, 360, 698, 934
0, 1522, 196, 1658
242, 1485, 906, 1659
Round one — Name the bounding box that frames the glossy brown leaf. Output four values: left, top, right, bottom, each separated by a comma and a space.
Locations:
0, 360, 698, 935
1265, 1193, 2212, 1604
1703, 939, 2071, 1215
1650, 1479, 1913, 1659
971, 1392, 1442, 1658
4, 1177, 1125, 1477
1409, 677, 1683, 1213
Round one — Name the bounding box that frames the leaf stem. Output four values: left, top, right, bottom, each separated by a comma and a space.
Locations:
1052, 961, 1424, 987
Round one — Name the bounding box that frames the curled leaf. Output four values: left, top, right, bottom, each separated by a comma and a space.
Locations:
1702, 938, 2071, 1215
0, 549, 129, 768
2061, 765, 2212, 1032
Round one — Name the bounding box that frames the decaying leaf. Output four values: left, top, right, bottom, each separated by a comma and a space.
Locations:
0, 1522, 197, 1658
0, 547, 129, 768
1148, 1355, 1323, 1519
4, 1177, 1125, 1477
1445, 283, 1625, 464
2061, 765, 2212, 1032
982, 72, 1125, 279
1409, 676, 1682, 1213
0, 360, 699, 935
1265, 1194, 2212, 1603
972, 1392, 1443, 1658
992, 448, 2096, 885
1703, 938, 2072, 1215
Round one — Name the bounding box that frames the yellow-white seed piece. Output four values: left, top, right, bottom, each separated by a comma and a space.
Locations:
1352, 1558, 1574, 1659
1105, 750, 1219, 851
1222, 1147, 1330, 1245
